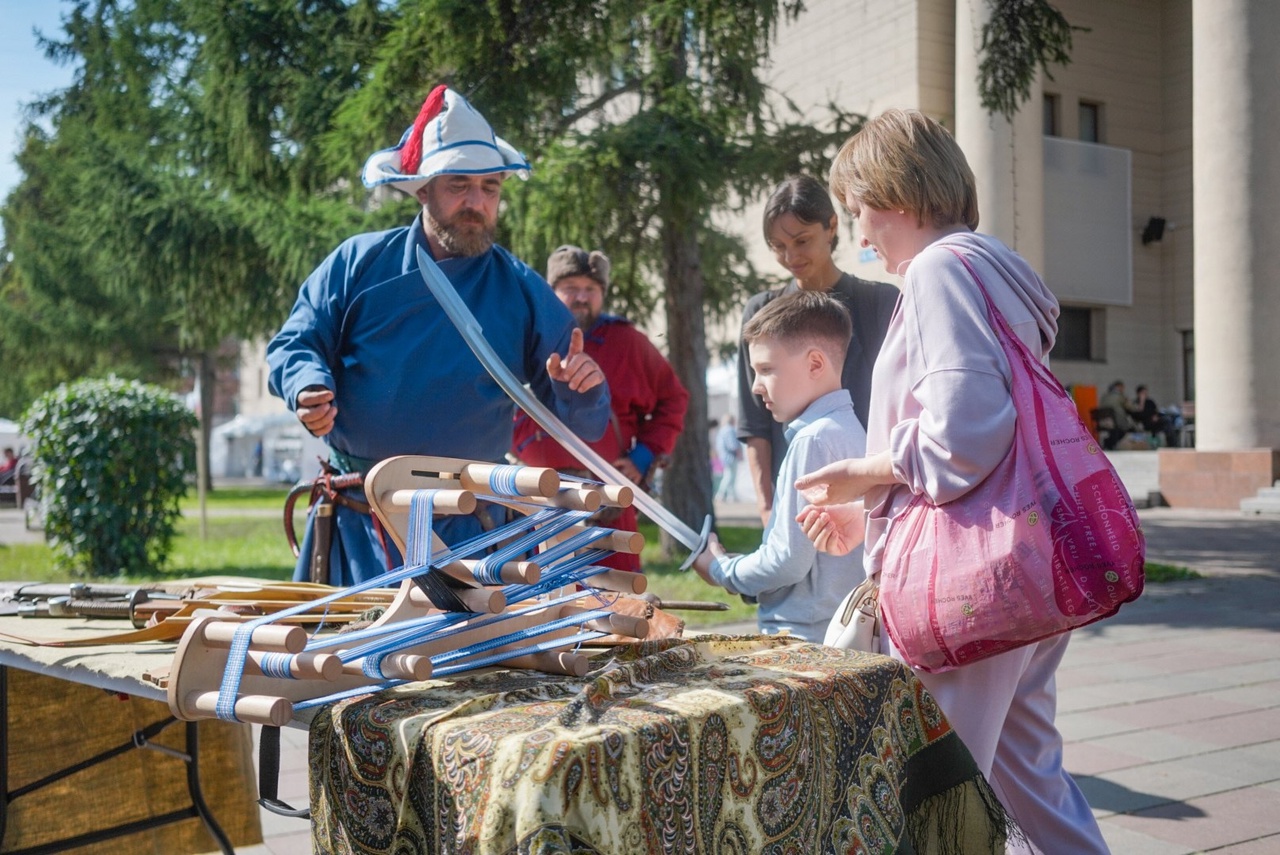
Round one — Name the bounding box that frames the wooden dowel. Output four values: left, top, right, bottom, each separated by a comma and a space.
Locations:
201, 622, 306, 654
559, 608, 648, 639
597, 484, 633, 508
550, 488, 603, 512
460, 463, 559, 498
451, 558, 541, 585
407, 583, 506, 614
342, 653, 432, 682
382, 489, 476, 515
244, 651, 342, 681
594, 530, 645, 554
186, 692, 292, 727
502, 650, 589, 677
587, 569, 648, 595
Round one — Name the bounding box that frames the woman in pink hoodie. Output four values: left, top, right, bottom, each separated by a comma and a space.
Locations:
797, 109, 1110, 855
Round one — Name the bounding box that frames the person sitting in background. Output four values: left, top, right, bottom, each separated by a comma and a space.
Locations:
1098, 380, 1137, 450
513, 245, 688, 572
1128, 384, 1173, 446
693, 291, 867, 642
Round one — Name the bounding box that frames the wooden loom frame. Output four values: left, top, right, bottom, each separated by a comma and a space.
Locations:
163, 456, 649, 727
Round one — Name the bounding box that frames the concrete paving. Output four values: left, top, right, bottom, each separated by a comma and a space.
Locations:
4, 499, 1275, 853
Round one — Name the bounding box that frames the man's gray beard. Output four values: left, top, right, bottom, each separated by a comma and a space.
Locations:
426, 210, 494, 257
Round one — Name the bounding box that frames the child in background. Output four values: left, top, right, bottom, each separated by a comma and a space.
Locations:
692, 291, 867, 641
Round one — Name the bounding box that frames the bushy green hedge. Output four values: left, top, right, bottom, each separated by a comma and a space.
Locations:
21, 376, 197, 577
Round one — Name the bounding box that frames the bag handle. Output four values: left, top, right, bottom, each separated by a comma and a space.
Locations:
943, 247, 1117, 512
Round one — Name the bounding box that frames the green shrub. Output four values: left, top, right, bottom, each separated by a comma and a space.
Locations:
21, 376, 197, 577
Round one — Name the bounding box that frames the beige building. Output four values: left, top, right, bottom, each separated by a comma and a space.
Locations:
727, 0, 1278, 507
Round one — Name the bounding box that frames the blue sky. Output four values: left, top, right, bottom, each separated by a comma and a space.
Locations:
0, 1, 77, 209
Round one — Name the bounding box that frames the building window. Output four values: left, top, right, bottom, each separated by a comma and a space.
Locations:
1051, 306, 1103, 361
1043, 93, 1060, 136
1079, 101, 1102, 143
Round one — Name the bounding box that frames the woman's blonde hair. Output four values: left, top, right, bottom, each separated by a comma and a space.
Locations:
828, 108, 979, 230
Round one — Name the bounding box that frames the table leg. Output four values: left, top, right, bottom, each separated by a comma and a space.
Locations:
0, 665, 236, 854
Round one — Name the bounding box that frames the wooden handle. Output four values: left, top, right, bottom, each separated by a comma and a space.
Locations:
186, 691, 292, 727
502, 650, 589, 677
587, 569, 648, 595
407, 583, 506, 614
597, 484, 633, 508
244, 650, 342, 681
200, 622, 306, 654
551, 488, 603, 512
451, 559, 541, 585
382, 489, 477, 515
597, 530, 645, 554
342, 653, 432, 682
559, 608, 648, 639
461, 463, 559, 498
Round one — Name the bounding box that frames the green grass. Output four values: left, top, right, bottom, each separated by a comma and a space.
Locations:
1143, 561, 1200, 582
636, 522, 764, 627
2, 500, 1198, 630
179, 486, 292, 513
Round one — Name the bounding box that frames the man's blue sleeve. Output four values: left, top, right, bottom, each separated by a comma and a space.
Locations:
267, 245, 350, 409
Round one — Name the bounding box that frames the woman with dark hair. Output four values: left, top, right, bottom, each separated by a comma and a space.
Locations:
735, 175, 899, 525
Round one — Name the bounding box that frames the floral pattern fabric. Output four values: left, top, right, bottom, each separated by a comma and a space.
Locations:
310, 636, 1008, 854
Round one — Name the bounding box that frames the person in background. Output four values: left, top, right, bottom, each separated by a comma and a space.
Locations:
737, 175, 898, 526
713, 414, 742, 502
693, 291, 866, 642
267, 86, 609, 586
1098, 380, 1136, 449
796, 108, 1110, 854
1128, 384, 1172, 446
0, 447, 16, 487
513, 245, 688, 572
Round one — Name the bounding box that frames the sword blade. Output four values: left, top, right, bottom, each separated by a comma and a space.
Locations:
416, 246, 710, 565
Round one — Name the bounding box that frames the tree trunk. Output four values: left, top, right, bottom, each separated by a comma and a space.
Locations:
659, 217, 714, 559
198, 350, 216, 493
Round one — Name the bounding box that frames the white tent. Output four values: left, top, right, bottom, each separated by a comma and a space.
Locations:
210, 412, 328, 482
0, 418, 27, 454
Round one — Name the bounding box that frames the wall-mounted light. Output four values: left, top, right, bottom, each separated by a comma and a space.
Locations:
1141, 216, 1167, 245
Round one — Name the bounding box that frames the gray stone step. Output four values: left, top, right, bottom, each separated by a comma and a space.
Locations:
1240, 495, 1280, 514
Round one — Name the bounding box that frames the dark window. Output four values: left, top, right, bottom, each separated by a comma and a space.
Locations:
1051, 306, 1100, 361
1043, 93, 1060, 136
1079, 101, 1102, 143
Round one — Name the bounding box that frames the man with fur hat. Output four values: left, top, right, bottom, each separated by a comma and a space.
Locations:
513, 246, 689, 571
268, 86, 610, 586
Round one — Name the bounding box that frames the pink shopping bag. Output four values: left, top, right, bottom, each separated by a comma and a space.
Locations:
878, 250, 1145, 673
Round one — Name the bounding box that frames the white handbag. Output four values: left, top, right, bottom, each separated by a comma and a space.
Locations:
824, 575, 881, 653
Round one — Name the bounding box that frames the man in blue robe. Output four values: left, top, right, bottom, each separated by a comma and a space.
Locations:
268, 86, 609, 585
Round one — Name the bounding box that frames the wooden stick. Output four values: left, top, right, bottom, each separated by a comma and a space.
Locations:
460, 463, 559, 498
201, 622, 306, 654
382, 489, 477, 515
185, 691, 292, 727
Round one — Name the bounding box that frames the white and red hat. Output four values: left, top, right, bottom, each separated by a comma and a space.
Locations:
361, 85, 530, 195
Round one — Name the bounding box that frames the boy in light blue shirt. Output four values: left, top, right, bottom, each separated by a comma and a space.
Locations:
693, 291, 868, 641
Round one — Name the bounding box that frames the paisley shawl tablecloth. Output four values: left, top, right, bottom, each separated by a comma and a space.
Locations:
309, 636, 1011, 854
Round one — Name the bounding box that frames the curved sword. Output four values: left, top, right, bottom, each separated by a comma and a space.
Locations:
416, 246, 710, 569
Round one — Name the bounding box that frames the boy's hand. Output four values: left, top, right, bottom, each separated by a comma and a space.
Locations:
797, 501, 866, 556
691, 533, 729, 585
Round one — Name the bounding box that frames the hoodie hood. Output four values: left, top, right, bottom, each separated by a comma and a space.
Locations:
930, 231, 1059, 351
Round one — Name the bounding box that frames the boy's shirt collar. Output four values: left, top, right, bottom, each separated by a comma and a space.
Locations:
784, 389, 854, 442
